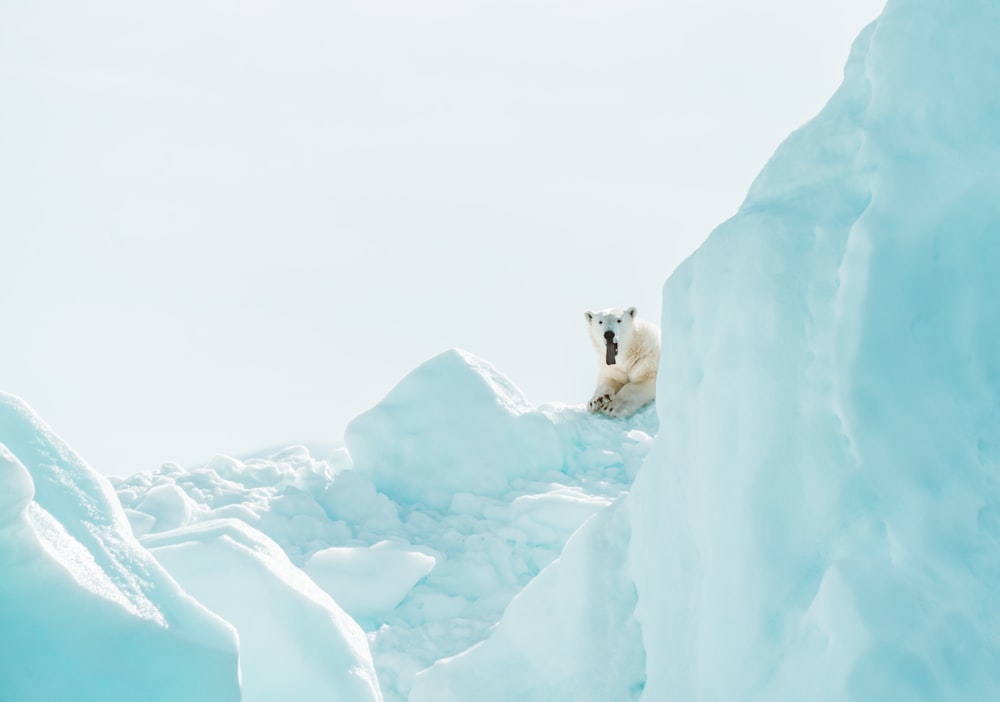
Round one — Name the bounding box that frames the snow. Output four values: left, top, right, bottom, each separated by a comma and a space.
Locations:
344, 348, 564, 509
0, 444, 32, 524
7, 0, 1000, 698
145, 519, 383, 702
114, 349, 657, 700
630, 0, 1000, 699
410, 499, 645, 702
304, 542, 437, 620
0, 393, 240, 702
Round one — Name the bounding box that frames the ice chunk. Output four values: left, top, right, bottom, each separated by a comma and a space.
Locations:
0, 393, 240, 701
411, 501, 644, 702
345, 349, 563, 509
509, 489, 611, 543
305, 540, 437, 619
136, 481, 199, 531
146, 518, 384, 702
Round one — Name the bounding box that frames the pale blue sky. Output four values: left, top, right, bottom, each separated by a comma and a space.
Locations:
0, 0, 883, 475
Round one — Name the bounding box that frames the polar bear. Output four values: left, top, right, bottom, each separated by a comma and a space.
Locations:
584, 306, 660, 417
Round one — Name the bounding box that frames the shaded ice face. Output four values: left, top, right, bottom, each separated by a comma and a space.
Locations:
585, 307, 636, 365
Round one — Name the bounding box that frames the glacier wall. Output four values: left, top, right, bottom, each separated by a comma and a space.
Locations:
630, 0, 1000, 699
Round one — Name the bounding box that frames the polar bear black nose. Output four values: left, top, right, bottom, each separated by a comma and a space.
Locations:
603, 331, 615, 341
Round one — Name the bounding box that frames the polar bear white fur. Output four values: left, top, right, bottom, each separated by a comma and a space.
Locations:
584, 306, 660, 418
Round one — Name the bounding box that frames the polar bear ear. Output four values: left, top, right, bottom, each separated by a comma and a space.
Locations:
585, 311, 594, 323
626, 306, 637, 319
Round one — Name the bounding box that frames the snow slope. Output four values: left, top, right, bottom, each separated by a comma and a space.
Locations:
0, 393, 240, 702
114, 350, 657, 701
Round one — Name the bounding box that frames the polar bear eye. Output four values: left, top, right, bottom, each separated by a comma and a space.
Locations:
598, 320, 603, 325
617, 319, 621, 323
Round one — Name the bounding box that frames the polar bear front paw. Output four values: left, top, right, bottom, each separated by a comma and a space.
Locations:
588, 392, 613, 412
604, 397, 637, 418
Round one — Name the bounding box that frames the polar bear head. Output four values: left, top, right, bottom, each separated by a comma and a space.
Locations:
585, 306, 638, 366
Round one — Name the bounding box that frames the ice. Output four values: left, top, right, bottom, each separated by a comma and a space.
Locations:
146, 519, 383, 702
135, 482, 197, 531
305, 541, 437, 619
404, 1, 1000, 699
0, 444, 33, 522
12, 0, 1000, 696
410, 500, 644, 702
629, 0, 1000, 699
116, 351, 658, 700
345, 349, 564, 509
0, 393, 240, 701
